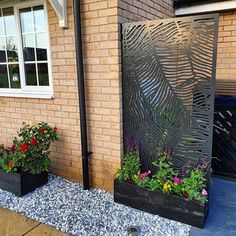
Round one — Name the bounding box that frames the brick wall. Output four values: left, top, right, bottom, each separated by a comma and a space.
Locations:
0, 0, 82, 183
216, 11, 236, 81
0, 0, 174, 192
119, 0, 174, 22
81, 0, 121, 191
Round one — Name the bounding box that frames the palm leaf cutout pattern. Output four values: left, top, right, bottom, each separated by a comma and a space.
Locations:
122, 15, 219, 171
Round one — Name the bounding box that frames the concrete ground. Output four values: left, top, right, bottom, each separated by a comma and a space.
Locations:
190, 177, 236, 236
0, 208, 67, 236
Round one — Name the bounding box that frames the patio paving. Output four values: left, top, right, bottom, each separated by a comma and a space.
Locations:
0, 207, 67, 236
190, 177, 236, 236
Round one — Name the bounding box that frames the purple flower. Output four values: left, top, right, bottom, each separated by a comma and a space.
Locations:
139, 171, 151, 180
201, 189, 208, 196
173, 176, 183, 183
124, 135, 139, 152
166, 146, 173, 156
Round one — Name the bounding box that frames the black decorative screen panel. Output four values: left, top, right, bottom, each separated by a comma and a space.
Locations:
122, 15, 219, 171
212, 96, 236, 179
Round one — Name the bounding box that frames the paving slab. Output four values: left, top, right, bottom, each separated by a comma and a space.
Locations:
25, 224, 67, 236
190, 177, 236, 236
0, 208, 67, 236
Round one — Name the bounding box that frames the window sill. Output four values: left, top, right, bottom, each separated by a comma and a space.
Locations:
0, 91, 54, 99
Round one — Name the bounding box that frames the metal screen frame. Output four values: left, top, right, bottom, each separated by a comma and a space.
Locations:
122, 14, 219, 172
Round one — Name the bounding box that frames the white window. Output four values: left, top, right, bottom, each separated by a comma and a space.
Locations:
0, 0, 53, 99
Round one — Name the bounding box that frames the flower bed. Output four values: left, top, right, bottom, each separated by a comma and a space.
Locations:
0, 123, 58, 196
114, 138, 209, 228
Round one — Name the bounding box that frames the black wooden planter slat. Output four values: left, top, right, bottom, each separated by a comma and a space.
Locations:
0, 170, 48, 197
114, 180, 208, 228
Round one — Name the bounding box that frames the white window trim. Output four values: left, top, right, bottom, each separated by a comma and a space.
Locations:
175, 0, 236, 16
0, 0, 54, 99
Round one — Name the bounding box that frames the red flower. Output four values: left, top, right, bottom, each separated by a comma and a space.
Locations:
40, 128, 45, 134
31, 137, 37, 146
20, 143, 28, 152
53, 127, 57, 132
8, 161, 13, 170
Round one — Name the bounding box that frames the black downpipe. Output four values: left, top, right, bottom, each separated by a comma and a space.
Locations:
73, 0, 90, 190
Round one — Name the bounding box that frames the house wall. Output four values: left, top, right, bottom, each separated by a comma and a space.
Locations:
216, 11, 236, 81
119, 0, 174, 22
0, 0, 174, 192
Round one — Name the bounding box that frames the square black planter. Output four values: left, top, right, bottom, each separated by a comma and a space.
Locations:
114, 179, 208, 228
0, 170, 48, 197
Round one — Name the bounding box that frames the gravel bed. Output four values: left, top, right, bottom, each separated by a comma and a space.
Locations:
0, 175, 191, 236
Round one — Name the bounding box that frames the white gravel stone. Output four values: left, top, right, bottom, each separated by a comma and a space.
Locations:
0, 174, 191, 236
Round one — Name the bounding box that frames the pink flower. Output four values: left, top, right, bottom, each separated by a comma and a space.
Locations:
139, 171, 151, 180
173, 176, 183, 184
201, 189, 208, 196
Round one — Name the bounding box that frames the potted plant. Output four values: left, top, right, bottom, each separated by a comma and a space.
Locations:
0, 122, 58, 196
114, 139, 209, 228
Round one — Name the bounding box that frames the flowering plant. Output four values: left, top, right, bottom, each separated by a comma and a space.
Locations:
116, 142, 208, 204
0, 123, 58, 174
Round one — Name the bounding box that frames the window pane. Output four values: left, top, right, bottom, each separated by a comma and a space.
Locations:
33, 6, 45, 32
23, 34, 35, 61
38, 63, 49, 86
0, 37, 6, 62
0, 11, 4, 36
6, 36, 18, 62
0, 65, 9, 88
25, 63, 37, 85
9, 64, 21, 89
3, 8, 15, 35
36, 33, 47, 61
20, 7, 34, 33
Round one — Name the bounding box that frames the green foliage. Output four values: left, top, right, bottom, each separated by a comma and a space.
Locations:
135, 176, 150, 188
181, 169, 207, 204
0, 123, 58, 175
116, 151, 140, 182
116, 144, 209, 204
149, 150, 178, 191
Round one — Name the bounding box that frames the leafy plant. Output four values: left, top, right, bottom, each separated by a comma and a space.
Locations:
0, 123, 58, 174
181, 169, 208, 204
115, 141, 208, 204
134, 171, 151, 188
116, 151, 140, 182
149, 149, 178, 191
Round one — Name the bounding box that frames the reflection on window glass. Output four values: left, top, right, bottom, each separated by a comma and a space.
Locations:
0, 37, 6, 62
20, 7, 34, 33
0, 65, 9, 88
25, 63, 37, 85
38, 63, 49, 86
6, 36, 18, 62
36, 33, 47, 61
0, 11, 4, 36
33, 6, 45, 32
3, 8, 15, 35
23, 34, 35, 61
9, 64, 21, 89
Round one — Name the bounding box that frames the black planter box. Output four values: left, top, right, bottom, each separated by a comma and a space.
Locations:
114, 179, 208, 228
0, 170, 48, 197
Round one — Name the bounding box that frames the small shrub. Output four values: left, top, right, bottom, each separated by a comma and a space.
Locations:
149, 149, 178, 191
116, 151, 140, 182
0, 122, 58, 174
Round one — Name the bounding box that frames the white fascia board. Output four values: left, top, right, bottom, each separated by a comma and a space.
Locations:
48, 0, 68, 28
175, 0, 236, 16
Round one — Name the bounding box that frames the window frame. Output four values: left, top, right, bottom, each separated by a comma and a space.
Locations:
0, 0, 53, 99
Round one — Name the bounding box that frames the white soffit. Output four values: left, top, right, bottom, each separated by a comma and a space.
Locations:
48, 0, 68, 28
175, 0, 236, 16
